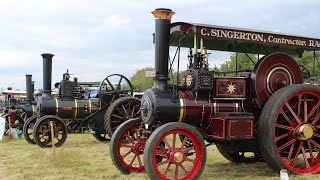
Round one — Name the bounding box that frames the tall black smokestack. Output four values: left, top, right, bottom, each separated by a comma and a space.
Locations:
41, 53, 54, 96
152, 8, 175, 91
25, 74, 32, 104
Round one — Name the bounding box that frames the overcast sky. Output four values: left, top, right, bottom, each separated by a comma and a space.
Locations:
0, 0, 319, 90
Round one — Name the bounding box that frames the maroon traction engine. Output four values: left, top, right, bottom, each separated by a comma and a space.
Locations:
110, 8, 320, 179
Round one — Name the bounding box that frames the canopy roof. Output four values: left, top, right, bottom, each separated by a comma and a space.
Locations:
170, 22, 320, 57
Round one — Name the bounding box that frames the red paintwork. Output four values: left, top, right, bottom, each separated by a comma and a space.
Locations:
227, 120, 253, 139
274, 89, 320, 174
116, 124, 145, 172
253, 53, 303, 105
8, 109, 16, 124
215, 78, 246, 98
207, 117, 226, 140
152, 128, 204, 180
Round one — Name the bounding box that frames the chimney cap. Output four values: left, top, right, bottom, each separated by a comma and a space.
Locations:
152, 8, 175, 20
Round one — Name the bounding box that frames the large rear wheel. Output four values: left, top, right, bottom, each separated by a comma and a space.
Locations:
144, 122, 206, 180
259, 84, 320, 174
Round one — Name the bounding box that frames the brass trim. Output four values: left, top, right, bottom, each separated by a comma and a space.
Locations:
214, 76, 247, 79
213, 101, 217, 113
266, 67, 292, 94
74, 99, 78, 119
88, 99, 92, 113
152, 9, 175, 20
55, 98, 59, 114
213, 98, 246, 100
179, 97, 184, 122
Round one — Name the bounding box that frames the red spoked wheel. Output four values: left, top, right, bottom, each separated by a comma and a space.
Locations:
144, 122, 206, 180
110, 118, 145, 174
259, 84, 320, 174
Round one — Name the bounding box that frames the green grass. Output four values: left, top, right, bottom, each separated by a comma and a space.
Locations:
0, 134, 319, 180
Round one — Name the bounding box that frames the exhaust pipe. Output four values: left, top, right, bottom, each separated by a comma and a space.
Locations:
41, 53, 54, 97
152, 8, 175, 91
25, 74, 32, 104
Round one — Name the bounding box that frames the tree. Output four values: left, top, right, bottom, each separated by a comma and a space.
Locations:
130, 67, 154, 92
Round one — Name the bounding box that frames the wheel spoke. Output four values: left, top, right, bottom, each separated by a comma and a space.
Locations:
278, 139, 296, 151
172, 133, 176, 148
163, 137, 172, 149
308, 101, 320, 120
310, 139, 320, 149
304, 96, 308, 123
184, 146, 194, 153
112, 114, 125, 120
122, 150, 132, 158
307, 140, 314, 161
129, 154, 137, 166
285, 102, 301, 124
180, 137, 188, 149
163, 163, 171, 176
292, 142, 303, 165
314, 133, 320, 138
157, 159, 169, 166
156, 149, 168, 158
179, 164, 188, 175
275, 133, 289, 141
174, 165, 179, 179
131, 105, 136, 117
136, 154, 143, 167
121, 143, 132, 148
185, 157, 194, 163
125, 134, 134, 143
280, 110, 292, 125
301, 145, 310, 168
275, 123, 294, 131
122, 105, 129, 117
286, 143, 295, 163
311, 113, 320, 125
297, 95, 302, 117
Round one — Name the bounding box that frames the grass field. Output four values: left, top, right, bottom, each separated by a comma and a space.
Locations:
0, 134, 319, 180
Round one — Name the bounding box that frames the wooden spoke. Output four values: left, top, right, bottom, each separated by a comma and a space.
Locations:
304, 96, 308, 122
157, 159, 169, 166
172, 133, 176, 148
163, 163, 171, 176
308, 101, 320, 120
311, 113, 320, 126
301, 145, 310, 168
292, 142, 303, 165
121, 143, 132, 148
156, 149, 168, 158
179, 164, 188, 175
129, 154, 137, 166
310, 139, 320, 149
163, 137, 172, 149
122, 105, 129, 116
180, 137, 188, 149
184, 146, 194, 153
112, 114, 125, 120
122, 150, 132, 158
137, 154, 143, 167
125, 134, 134, 143
174, 165, 179, 179
307, 140, 314, 161
286, 143, 295, 163
314, 133, 320, 138
185, 157, 194, 163
297, 95, 302, 117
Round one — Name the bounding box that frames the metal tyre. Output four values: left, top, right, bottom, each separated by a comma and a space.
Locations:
23, 115, 37, 144
33, 115, 68, 148
105, 96, 140, 137
216, 142, 262, 163
92, 132, 109, 142
110, 118, 145, 174
144, 122, 206, 180
259, 84, 320, 174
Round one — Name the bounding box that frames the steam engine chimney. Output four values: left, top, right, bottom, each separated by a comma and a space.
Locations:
25, 74, 33, 104
41, 53, 54, 96
152, 8, 175, 91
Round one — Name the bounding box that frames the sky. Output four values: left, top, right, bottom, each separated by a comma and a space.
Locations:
0, 0, 319, 91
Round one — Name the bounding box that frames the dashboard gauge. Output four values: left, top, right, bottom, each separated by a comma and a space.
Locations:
180, 76, 186, 85
186, 74, 193, 86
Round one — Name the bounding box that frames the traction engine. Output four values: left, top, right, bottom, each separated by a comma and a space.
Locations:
24, 54, 140, 148
110, 8, 320, 179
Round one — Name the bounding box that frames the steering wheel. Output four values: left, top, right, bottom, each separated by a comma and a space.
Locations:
299, 65, 311, 79
98, 74, 134, 107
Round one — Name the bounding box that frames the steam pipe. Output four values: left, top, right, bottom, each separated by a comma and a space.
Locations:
25, 74, 32, 104
152, 8, 175, 91
41, 53, 54, 96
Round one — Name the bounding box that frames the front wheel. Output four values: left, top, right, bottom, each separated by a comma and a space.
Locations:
23, 115, 37, 144
259, 84, 320, 174
144, 122, 206, 180
33, 115, 68, 148
110, 118, 145, 174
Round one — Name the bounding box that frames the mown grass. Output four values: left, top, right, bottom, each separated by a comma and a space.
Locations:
0, 134, 319, 180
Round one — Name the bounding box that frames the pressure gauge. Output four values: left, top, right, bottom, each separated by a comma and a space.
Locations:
180, 76, 186, 85
186, 74, 193, 86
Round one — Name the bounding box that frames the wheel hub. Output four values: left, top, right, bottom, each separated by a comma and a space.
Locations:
295, 124, 314, 140
132, 141, 144, 154
172, 151, 184, 164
